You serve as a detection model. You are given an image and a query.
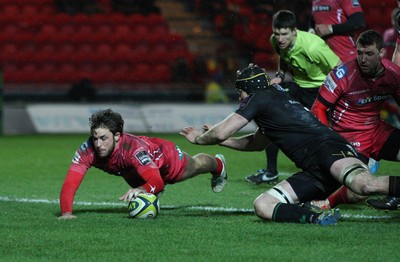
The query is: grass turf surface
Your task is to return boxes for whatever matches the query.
[1,134,400,261]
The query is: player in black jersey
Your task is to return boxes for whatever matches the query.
[180,63,400,226]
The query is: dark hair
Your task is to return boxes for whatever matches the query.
[272,10,297,30]
[89,109,124,134]
[356,30,383,50]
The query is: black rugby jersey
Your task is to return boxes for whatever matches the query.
[235,84,353,168]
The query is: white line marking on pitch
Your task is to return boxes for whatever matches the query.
[0,196,395,219]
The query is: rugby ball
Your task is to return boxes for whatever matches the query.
[128,193,160,219]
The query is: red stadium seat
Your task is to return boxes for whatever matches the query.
[1,43,18,57]
[152,24,169,36]
[252,52,278,70]
[115,24,132,36]
[109,62,131,82]
[40,24,58,35]
[3,24,19,34]
[77,24,94,35]
[97,23,114,35]
[60,24,76,35]
[3,5,19,15]
[133,63,152,82]
[91,62,114,83]
[113,43,134,62]
[21,5,39,16]
[40,44,57,54]
[132,25,149,37]
[96,43,113,56]
[54,62,77,82]
[0,3,196,85]
[152,43,168,55]
[152,63,171,82]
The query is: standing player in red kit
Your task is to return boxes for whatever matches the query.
[58,109,227,219]
[393,0,400,66]
[309,30,400,211]
[310,0,365,63]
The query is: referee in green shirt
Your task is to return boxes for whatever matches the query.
[246,10,341,185]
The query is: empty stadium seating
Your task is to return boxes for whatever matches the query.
[0,0,195,85]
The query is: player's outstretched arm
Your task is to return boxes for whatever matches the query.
[220,129,270,151]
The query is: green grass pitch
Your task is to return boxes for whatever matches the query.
[1,134,399,261]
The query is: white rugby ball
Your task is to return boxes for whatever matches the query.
[128,193,160,219]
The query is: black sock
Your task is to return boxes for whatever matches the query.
[265,143,279,172]
[272,203,319,224]
[389,176,400,197]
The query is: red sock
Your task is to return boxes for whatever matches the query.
[327,186,349,207]
[212,157,223,175]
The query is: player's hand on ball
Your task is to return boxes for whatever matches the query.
[119,188,147,202]
[58,212,77,220]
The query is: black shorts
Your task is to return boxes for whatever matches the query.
[286,170,341,202]
[377,128,400,161]
[287,139,360,202]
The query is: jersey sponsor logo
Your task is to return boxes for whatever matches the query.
[345,144,357,157]
[135,150,152,166]
[72,151,81,164]
[273,83,285,92]
[348,89,369,95]
[312,5,330,12]
[351,0,360,7]
[175,145,184,160]
[323,74,337,93]
[73,141,89,163]
[334,65,348,79]
[79,141,89,152]
[356,94,390,105]
[149,184,156,194]
[288,99,301,106]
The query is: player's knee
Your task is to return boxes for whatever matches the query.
[253,193,274,220]
[346,173,379,196]
[253,185,293,220]
[340,163,369,188]
[253,193,268,219]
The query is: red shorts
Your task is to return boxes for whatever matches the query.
[338,119,395,158]
[151,138,187,184]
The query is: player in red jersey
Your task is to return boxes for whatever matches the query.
[58,109,228,219]
[310,0,365,62]
[392,0,400,65]
[309,30,400,211]
[181,63,400,225]
[383,8,400,60]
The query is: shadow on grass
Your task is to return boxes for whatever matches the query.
[55,204,255,217]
